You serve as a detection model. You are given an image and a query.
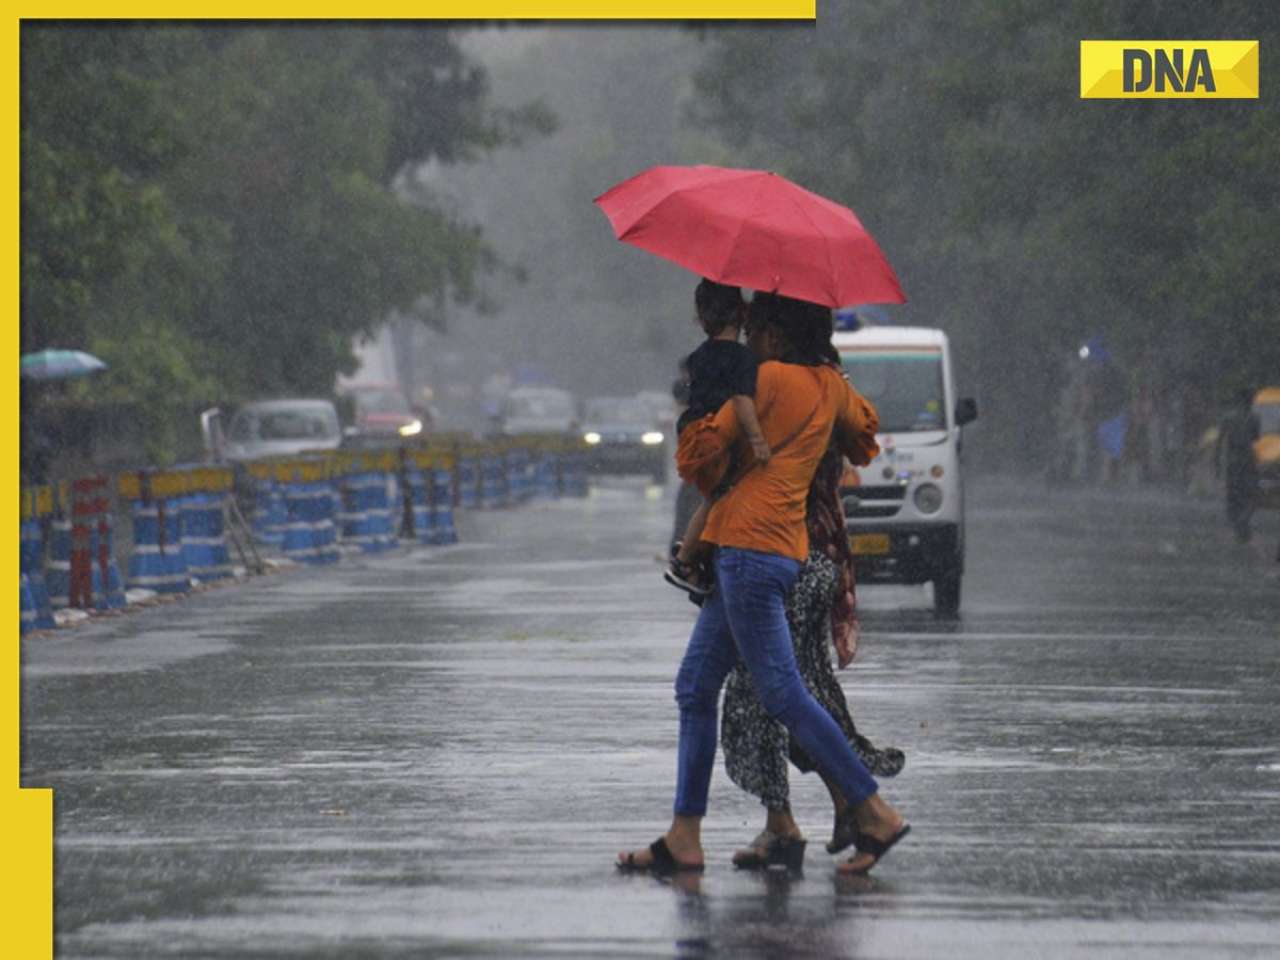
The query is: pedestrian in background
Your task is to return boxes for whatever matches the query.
[1217,388,1260,544]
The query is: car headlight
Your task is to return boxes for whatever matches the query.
[641,431,664,445]
[398,419,423,437]
[913,482,944,514]
[583,432,602,445]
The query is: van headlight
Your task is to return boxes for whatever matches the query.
[913,482,944,514]
[641,431,664,445]
[583,432,602,445]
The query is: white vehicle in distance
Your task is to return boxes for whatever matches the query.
[835,323,978,617]
[203,398,344,463]
[579,394,667,484]
[497,386,578,436]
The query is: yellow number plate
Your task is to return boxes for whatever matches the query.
[850,533,891,555]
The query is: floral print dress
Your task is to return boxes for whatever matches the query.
[720,447,904,812]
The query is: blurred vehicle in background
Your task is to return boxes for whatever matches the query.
[634,389,676,426]
[336,383,423,445]
[837,324,977,617]
[496,386,578,436]
[203,398,344,463]
[579,395,667,483]
[1254,386,1280,510]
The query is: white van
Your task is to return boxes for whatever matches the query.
[833,325,978,616]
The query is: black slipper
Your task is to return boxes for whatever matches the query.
[827,807,858,855]
[663,563,711,599]
[838,824,911,876]
[732,831,807,871]
[617,837,705,875]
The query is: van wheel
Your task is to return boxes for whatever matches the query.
[933,568,962,618]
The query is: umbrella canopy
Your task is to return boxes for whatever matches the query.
[594,165,906,308]
[20,349,108,381]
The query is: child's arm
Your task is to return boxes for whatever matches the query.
[731,394,771,464]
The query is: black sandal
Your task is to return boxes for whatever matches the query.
[617,837,705,875]
[838,824,911,876]
[732,830,807,872]
[827,806,858,855]
[664,555,711,598]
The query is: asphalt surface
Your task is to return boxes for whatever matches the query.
[20,476,1280,958]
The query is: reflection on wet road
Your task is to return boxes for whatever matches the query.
[21,478,1280,958]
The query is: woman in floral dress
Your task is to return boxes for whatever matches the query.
[720,445,905,869]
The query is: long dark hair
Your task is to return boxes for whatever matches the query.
[749,293,840,367]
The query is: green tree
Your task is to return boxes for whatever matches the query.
[21,23,552,465]
[692,4,1280,468]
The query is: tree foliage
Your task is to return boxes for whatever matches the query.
[691,3,1280,467]
[21,23,552,465]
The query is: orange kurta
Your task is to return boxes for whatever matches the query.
[678,361,879,561]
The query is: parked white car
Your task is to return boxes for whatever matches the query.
[204,399,344,462]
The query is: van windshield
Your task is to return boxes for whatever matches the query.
[841,350,946,433]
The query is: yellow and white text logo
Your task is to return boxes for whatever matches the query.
[1080,41,1259,99]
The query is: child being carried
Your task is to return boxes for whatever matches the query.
[665,279,771,598]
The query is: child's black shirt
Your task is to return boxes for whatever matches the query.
[677,339,758,434]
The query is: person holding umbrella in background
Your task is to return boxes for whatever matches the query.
[1217,387,1261,544]
[19,348,107,484]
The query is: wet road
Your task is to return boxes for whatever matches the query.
[20,477,1280,958]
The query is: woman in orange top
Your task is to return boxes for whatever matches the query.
[618,293,910,877]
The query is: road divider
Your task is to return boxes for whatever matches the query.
[18,434,589,635]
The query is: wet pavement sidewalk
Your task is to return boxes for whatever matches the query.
[20,476,1280,958]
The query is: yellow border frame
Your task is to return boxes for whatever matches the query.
[7,6,816,955]
[8,14,54,960]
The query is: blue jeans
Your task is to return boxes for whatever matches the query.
[673,547,879,817]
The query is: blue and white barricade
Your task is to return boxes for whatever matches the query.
[20,575,38,634]
[181,492,233,581]
[19,518,56,628]
[532,451,559,500]
[330,482,346,544]
[45,516,73,609]
[404,451,457,546]
[127,499,191,594]
[457,454,480,510]
[340,471,396,553]
[389,473,405,540]
[432,466,458,544]
[282,480,341,564]
[252,478,288,547]
[506,447,534,504]
[404,466,432,545]
[91,514,127,610]
[481,453,507,509]
[562,449,589,497]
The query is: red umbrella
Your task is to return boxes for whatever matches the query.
[593,164,905,308]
